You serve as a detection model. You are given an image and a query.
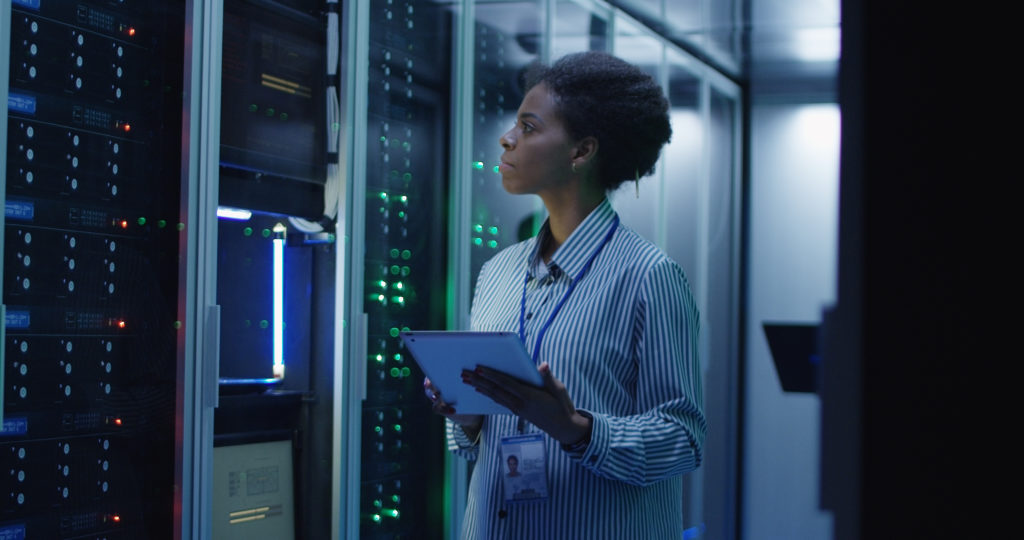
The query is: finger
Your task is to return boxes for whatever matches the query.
[431,396,455,415]
[464,370,523,411]
[474,366,529,397]
[538,362,558,392]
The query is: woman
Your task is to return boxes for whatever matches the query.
[426,50,706,539]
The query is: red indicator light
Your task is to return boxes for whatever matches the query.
[120,220,128,229]
[113,514,121,523]
[115,418,123,426]
[117,320,126,329]
[127,28,136,37]
[122,123,131,132]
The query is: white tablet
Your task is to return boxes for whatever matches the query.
[400,331,543,415]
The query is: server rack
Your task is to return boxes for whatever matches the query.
[340,1,452,538]
[2,1,190,538]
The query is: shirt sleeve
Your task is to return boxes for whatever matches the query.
[445,418,480,461]
[444,258,494,462]
[569,259,707,486]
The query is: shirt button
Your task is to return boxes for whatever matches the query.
[525,312,533,320]
[498,509,508,519]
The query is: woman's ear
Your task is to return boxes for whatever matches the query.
[571,136,599,169]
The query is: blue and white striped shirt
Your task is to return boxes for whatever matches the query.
[447,198,706,539]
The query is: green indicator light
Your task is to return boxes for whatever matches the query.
[262,228,271,238]
[391,296,404,305]
[372,514,381,523]
[248,104,258,112]
[398,211,406,218]
[394,282,404,290]
[401,367,411,377]
[177,222,185,231]
[379,191,389,200]
[380,136,387,143]
[402,172,412,181]
[377,294,386,304]
[401,326,411,332]
[401,266,410,276]
[389,327,400,337]
[390,367,400,377]
[401,250,411,260]
[390,265,401,275]
[393,424,402,433]
[390,249,400,258]
[385,508,400,518]
[137,217,146,226]
[493,165,500,173]
[173,321,182,329]
[487,240,498,249]
[258,320,268,329]
[375,354,384,363]
[374,426,382,433]
[399,195,408,203]
[265,107,275,116]
[473,161,484,170]
[374,499,383,508]
[402,142,411,152]
[377,280,388,289]
[488,226,498,235]
[393,354,402,361]
[473,224,483,233]
[243,227,253,236]
[473,237,483,246]
[279,112,288,121]
[157,220,167,228]
[391,495,400,503]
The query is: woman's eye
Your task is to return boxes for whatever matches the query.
[522,123,534,133]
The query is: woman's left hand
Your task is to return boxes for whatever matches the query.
[462,362,591,446]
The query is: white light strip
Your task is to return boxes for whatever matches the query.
[272,223,286,379]
[217,206,252,221]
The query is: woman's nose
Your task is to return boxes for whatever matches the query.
[499,129,514,149]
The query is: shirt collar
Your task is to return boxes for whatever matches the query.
[528,198,618,279]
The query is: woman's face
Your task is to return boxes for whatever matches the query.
[498,83,577,197]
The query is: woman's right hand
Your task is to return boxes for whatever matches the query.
[424,377,483,435]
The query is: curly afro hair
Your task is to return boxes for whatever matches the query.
[523,51,672,192]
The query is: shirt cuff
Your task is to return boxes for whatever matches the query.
[576,409,607,469]
[446,418,480,451]
[564,409,603,466]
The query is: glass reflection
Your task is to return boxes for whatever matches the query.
[609,16,663,242]
[470,1,546,292]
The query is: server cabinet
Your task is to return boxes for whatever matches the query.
[209,1,338,539]
[341,1,453,538]
[2,1,189,538]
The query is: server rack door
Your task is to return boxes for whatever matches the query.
[353,1,453,538]
[468,1,546,294]
[2,1,188,538]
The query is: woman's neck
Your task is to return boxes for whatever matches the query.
[539,189,604,263]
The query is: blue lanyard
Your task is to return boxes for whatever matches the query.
[518,216,619,364]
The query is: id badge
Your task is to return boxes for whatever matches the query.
[500,433,549,503]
